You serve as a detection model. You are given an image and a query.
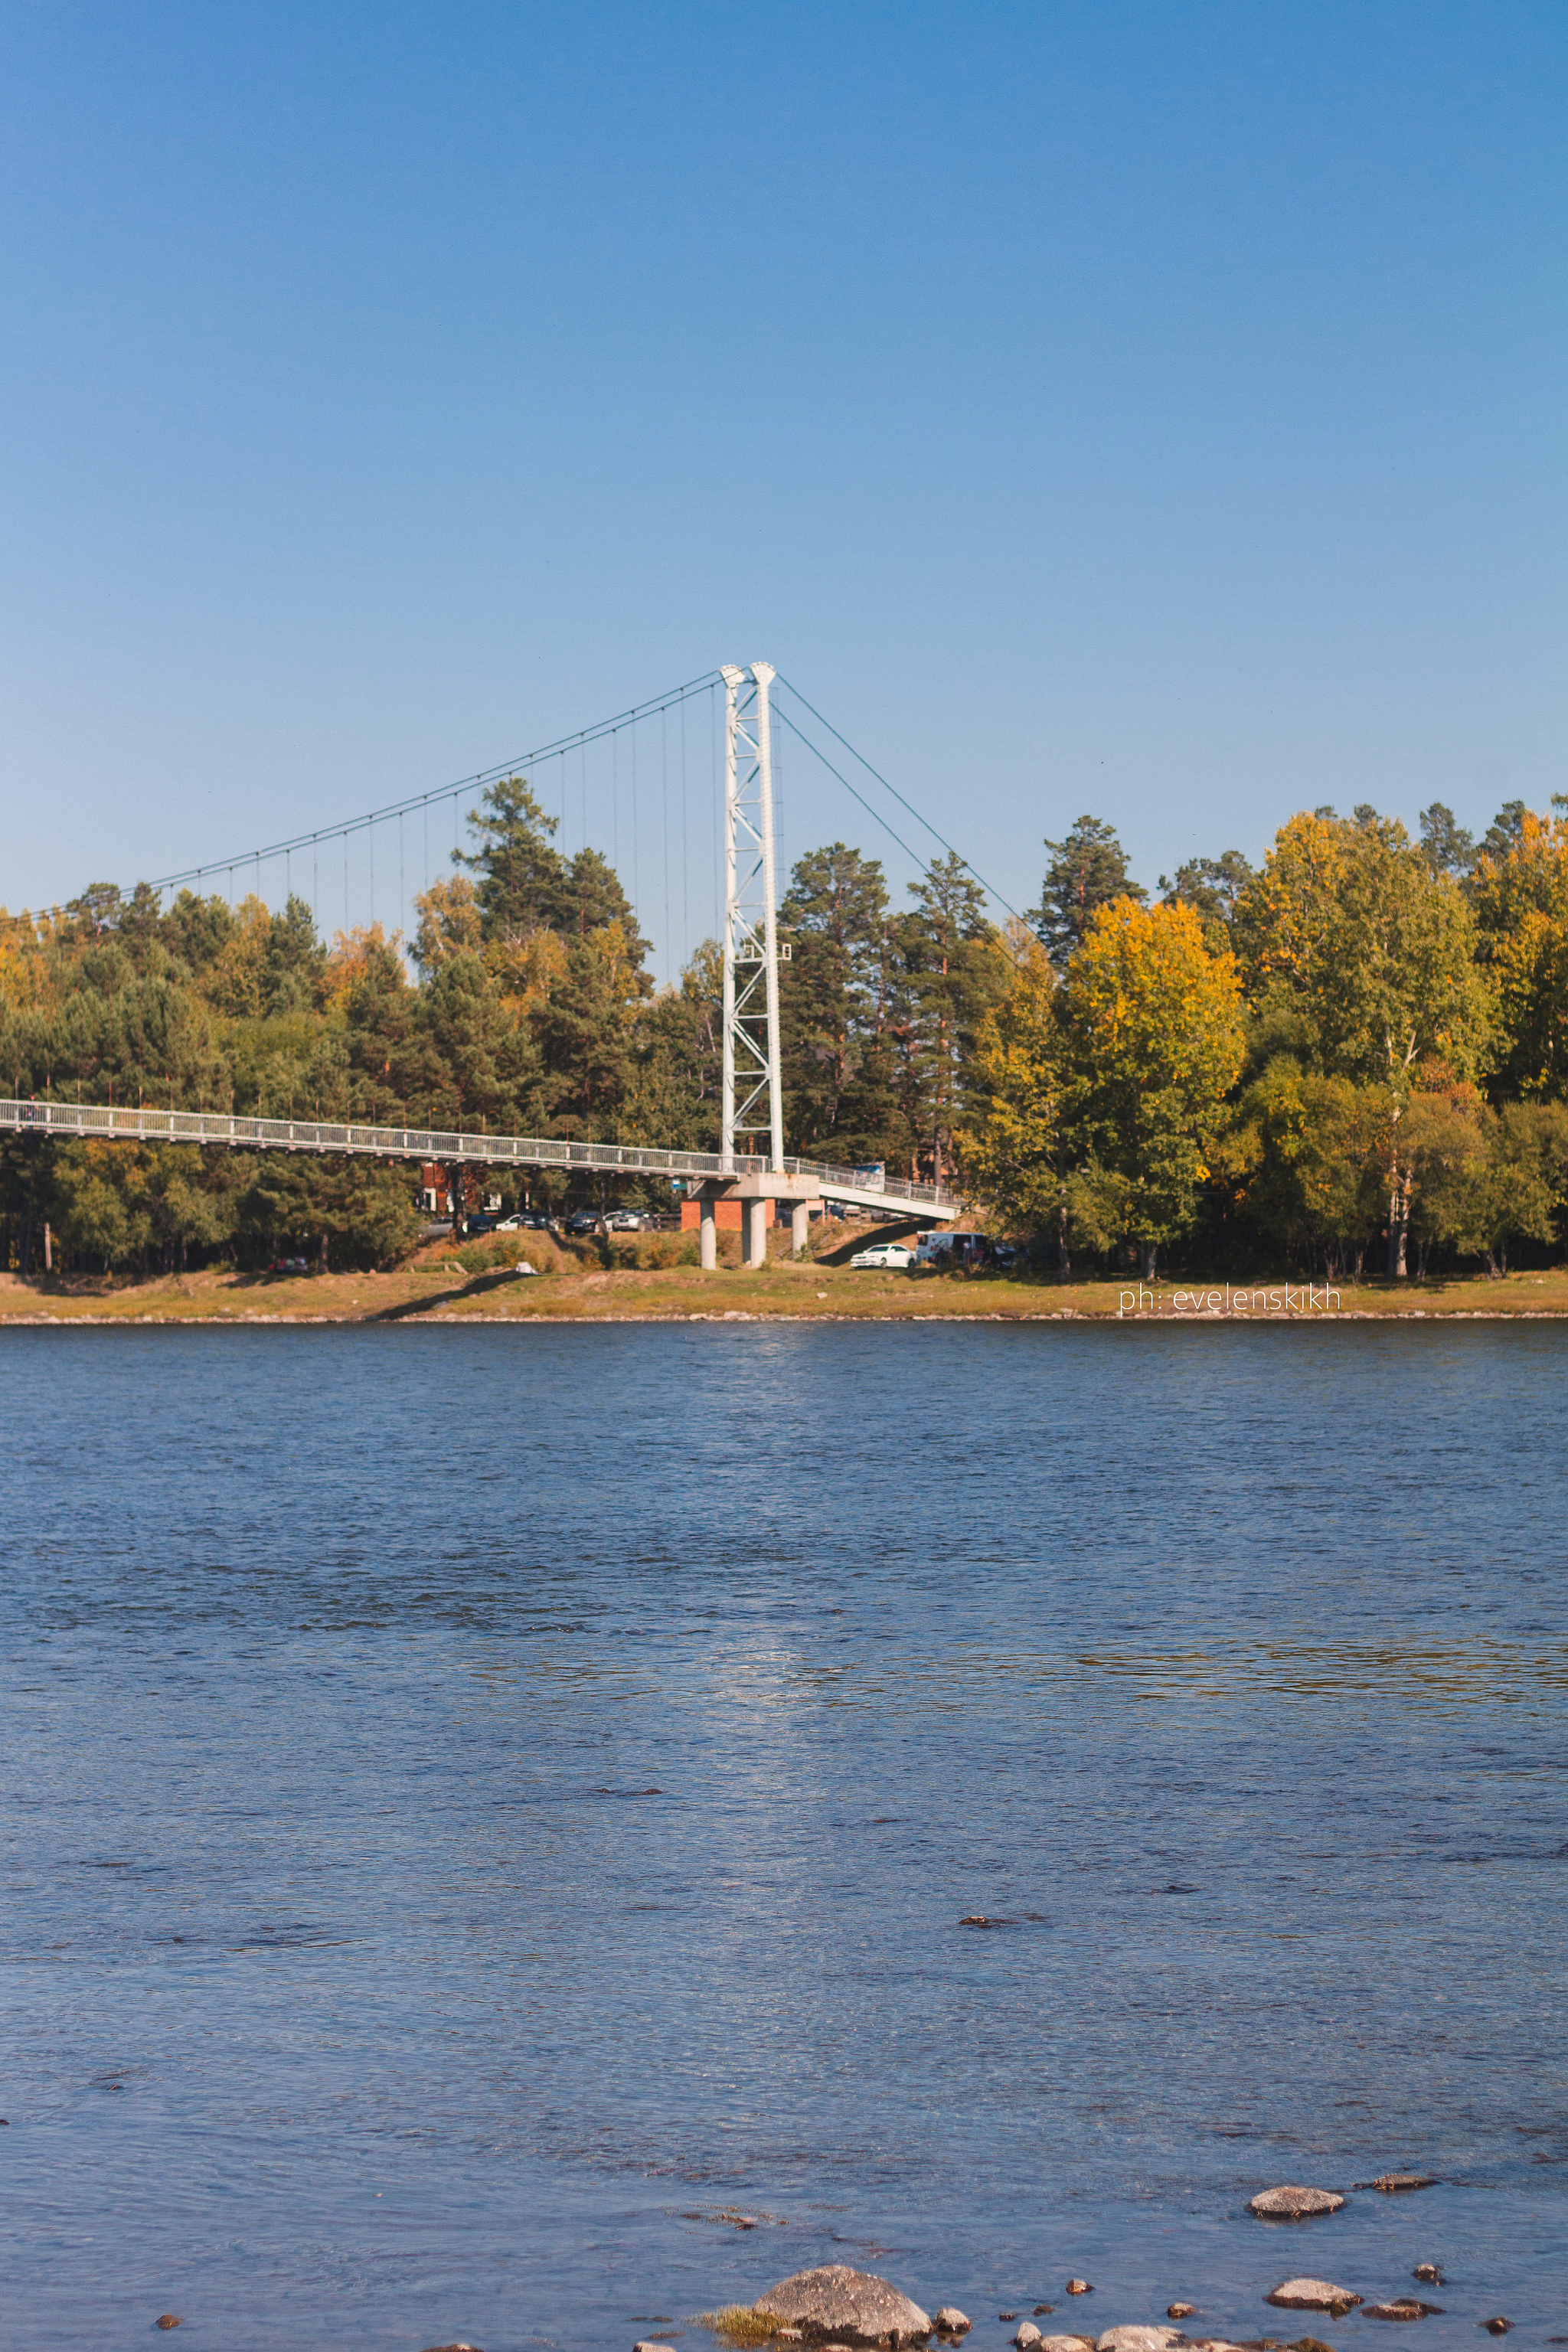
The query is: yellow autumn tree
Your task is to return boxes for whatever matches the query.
[1470,805,1568,1099]
[959,932,1073,1265]
[1233,810,1346,1004]
[1062,897,1246,1277]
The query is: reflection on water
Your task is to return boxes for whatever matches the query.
[1,1324,1564,2352]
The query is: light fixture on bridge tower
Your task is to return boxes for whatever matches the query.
[720,662,784,1174]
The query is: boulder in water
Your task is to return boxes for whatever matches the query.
[1266,2282,1363,2314]
[1249,2187,1346,2220]
[1096,2329,1182,2352]
[755,2266,933,2347]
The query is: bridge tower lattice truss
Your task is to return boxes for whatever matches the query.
[720,662,784,1174]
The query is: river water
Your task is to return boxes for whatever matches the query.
[1,1324,1564,2352]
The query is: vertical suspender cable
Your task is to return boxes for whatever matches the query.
[631,720,639,920]
[661,704,671,984]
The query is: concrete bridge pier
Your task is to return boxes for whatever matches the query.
[694,1171,825,1272]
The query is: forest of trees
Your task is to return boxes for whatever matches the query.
[5,776,1568,1282]
[0,777,1004,1272]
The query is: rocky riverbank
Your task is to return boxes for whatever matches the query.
[629,2179,1526,2352]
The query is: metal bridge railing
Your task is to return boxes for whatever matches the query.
[0,1097,960,1211]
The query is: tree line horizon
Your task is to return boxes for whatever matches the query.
[2,778,1567,1281]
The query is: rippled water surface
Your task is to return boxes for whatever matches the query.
[2,1323,1565,2352]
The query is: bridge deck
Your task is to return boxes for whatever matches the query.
[0,1098,962,1220]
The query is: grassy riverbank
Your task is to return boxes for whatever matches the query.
[4,1246,1566,1322]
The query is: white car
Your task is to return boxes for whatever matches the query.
[849,1242,916,1270]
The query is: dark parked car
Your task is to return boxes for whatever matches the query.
[564,1210,602,1236]
[462,1214,498,1236]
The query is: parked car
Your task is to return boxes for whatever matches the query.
[564,1210,602,1236]
[265,1256,309,1276]
[462,1214,498,1236]
[604,1209,645,1231]
[849,1242,916,1270]
[518,1211,558,1231]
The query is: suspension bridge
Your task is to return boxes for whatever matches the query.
[8,663,972,1256]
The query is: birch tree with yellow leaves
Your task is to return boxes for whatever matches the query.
[965,900,1244,1279]
[1061,898,1246,1278]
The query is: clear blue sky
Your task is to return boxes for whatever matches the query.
[3,2,1563,974]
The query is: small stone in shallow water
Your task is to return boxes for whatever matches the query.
[935,2313,971,2336]
[1413,2272,1442,2288]
[1037,2338,1095,2352]
[1364,2174,1436,2194]
[1249,2187,1347,2220]
[1067,2283,1094,2298]
[1015,2328,1043,2349]
[1168,2308,1195,2322]
[1266,2281,1362,2315]
[1483,2324,1512,2337]
[155,2323,181,2334]
[632,2343,675,2352]
[1364,2305,1442,2323]
[1034,2309,1056,2319]
[1095,2328,1181,2352]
